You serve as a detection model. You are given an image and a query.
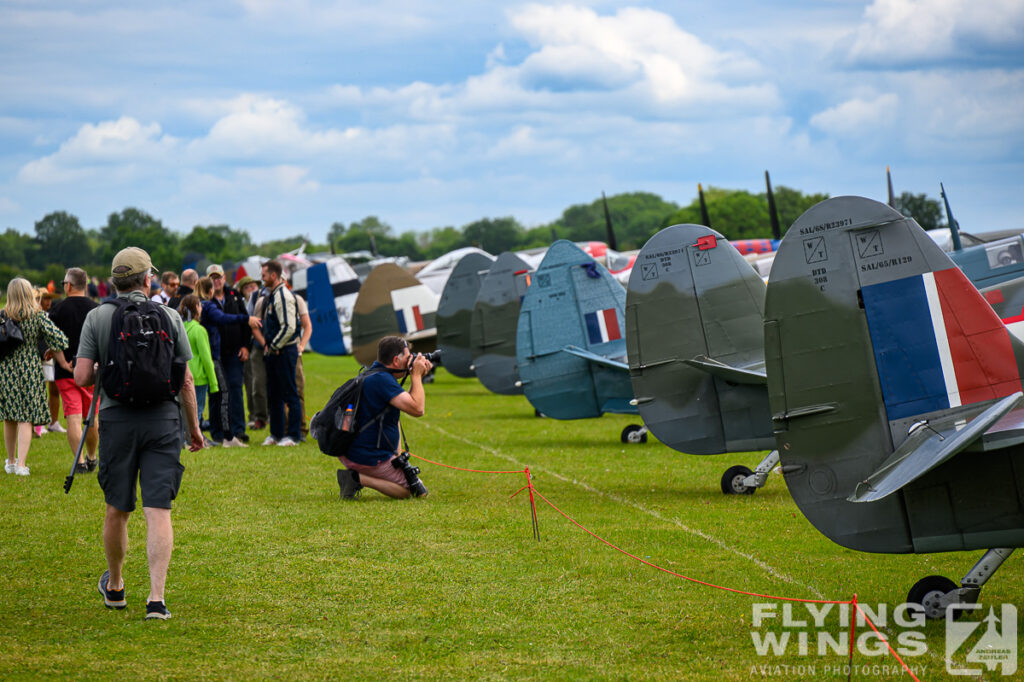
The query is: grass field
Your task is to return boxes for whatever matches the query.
[1,352,1020,680]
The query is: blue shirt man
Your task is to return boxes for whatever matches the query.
[336,336,432,499]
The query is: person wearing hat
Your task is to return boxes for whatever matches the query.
[75,246,204,621]
[202,264,253,447]
[236,276,268,430]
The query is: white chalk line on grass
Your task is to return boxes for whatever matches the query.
[422,423,825,600]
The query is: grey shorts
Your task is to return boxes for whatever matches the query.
[97,404,184,512]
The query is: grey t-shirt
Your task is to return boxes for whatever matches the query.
[78,289,192,413]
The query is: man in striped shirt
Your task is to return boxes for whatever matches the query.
[258,260,302,446]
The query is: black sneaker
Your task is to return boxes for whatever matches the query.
[337,469,363,499]
[145,601,172,620]
[86,458,98,472]
[98,570,126,609]
[236,433,250,444]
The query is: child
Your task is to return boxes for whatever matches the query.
[178,295,217,447]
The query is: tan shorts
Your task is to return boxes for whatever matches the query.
[339,454,408,489]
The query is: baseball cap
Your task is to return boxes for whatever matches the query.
[206,264,225,276]
[111,247,158,279]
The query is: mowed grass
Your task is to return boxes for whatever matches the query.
[1,353,1020,680]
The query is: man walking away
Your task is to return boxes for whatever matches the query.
[49,267,100,472]
[76,247,204,621]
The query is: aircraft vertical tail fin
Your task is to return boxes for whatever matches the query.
[516,240,634,418]
[765,195,1024,552]
[626,224,773,454]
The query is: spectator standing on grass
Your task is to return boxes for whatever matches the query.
[237,276,267,431]
[48,267,100,473]
[207,265,251,445]
[1,278,68,476]
[196,276,253,447]
[252,260,301,447]
[253,288,313,441]
[179,294,217,448]
[36,288,65,437]
[76,246,203,621]
[152,271,179,305]
[167,268,196,311]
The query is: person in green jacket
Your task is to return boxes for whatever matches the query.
[178,295,217,443]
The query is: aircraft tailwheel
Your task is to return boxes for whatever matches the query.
[620,424,647,444]
[721,465,755,495]
[534,408,544,418]
[907,575,962,620]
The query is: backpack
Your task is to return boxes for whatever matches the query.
[0,311,24,361]
[101,298,187,407]
[311,368,392,457]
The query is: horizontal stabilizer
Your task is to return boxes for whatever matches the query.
[682,355,767,385]
[562,345,630,371]
[849,392,1023,503]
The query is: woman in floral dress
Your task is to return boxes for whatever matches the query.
[2,278,68,476]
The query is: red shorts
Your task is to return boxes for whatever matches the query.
[55,378,96,417]
[339,454,408,488]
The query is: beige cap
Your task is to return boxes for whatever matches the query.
[236,275,257,289]
[111,247,157,279]
[206,263,225,276]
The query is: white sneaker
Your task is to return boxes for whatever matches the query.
[48,421,66,433]
[4,461,15,474]
[261,436,277,446]
[277,437,298,447]
[14,465,29,476]
[223,437,249,448]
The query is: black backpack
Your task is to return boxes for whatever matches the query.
[311,368,393,457]
[101,298,187,407]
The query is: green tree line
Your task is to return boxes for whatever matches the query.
[0,188,945,289]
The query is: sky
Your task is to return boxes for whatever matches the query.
[1,0,1022,244]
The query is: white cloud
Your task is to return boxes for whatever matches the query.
[810,93,900,136]
[848,0,1024,64]
[17,117,178,184]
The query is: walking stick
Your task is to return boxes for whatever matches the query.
[64,374,100,494]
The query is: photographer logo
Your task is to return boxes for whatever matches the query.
[945,604,1017,676]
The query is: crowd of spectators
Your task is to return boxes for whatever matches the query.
[1,258,312,476]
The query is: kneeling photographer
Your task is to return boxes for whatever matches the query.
[336,336,433,500]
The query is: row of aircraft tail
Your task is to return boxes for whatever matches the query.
[233,187,1023,618]
[337,195,1023,621]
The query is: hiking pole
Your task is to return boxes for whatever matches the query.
[64,372,101,494]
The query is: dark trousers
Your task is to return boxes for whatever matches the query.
[265,345,302,442]
[223,353,246,439]
[209,359,229,441]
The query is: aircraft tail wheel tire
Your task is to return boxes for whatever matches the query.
[621,425,647,444]
[721,465,755,495]
[907,575,961,620]
[534,409,544,418]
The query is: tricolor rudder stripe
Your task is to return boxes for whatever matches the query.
[585,308,622,345]
[862,267,1021,420]
[395,305,424,334]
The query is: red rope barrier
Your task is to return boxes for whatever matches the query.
[406,452,922,680]
[855,602,922,682]
[409,453,525,475]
